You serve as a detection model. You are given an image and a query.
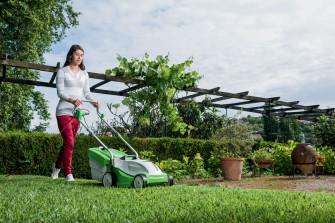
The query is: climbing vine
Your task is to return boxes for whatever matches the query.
[106,53,202,134]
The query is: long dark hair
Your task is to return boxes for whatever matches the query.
[63,44,85,70]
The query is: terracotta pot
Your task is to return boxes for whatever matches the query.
[254,159,274,168]
[220,157,244,180]
[291,144,318,174]
[314,165,324,174]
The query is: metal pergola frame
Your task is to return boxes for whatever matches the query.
[1,53,334,122]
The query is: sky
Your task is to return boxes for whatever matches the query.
[36,0,335,133]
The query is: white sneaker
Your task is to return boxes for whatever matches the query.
[51,163,61,179]
[65,174,75,182]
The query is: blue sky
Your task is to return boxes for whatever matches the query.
[36,0,335,133]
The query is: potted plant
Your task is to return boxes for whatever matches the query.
[313,156,324,174]
[251,148,274,168]
[211,117,255,181]
[215,139,253,181]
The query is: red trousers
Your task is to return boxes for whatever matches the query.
[56,115,80,176]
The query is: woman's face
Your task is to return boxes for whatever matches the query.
[71,49,84,66]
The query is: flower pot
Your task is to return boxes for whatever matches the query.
[220,157,244,180]
[254,159,274,168]
[291,144,318,174]
[314,165,324,174]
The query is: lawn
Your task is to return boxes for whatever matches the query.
[1,175,335,222]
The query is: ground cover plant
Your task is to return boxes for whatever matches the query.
[1,175,335,222]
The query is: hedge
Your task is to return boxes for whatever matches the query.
[1,132,335,178]
[0,132,217,178]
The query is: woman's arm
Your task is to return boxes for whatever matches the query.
[56,69,71,101]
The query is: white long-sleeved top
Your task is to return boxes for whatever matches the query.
[56,66,94,116]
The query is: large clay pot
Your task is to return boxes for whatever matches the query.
[220,157,244,180]
[254,159,274,168]
[291,144,318,174]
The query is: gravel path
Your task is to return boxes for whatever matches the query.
[179,175,335,193]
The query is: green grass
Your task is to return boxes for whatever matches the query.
[1,175,335,222]
[317,187,333,192]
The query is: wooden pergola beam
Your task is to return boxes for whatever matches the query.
[118,84,145,95]
[3,77,56,88]
[175,87,220,102]
[267,107,302,113]
[90,80,111,91]
[0,57,333,121]
[248,104,278,110]
[220,100,260,107]
[211,91,249,103]
[282,111,323,116]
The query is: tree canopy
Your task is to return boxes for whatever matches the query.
[0,0,80,131]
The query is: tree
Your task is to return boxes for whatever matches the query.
[314,115,335,148]
[0,0,80,131]
[171,97,224,139]
[263,115,302,143]
[211,115,255,158]
[106,53,202,135]
[242,116,263,135]
[300,121,314,144]
[262,115,279,141]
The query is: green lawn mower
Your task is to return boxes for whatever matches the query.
[74,102,173,188]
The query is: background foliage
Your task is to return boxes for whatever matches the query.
[314,114,335,148]
[263,115,302,143]
[105,53,202,135]
[104,96,224,139]
[0,0,80,131]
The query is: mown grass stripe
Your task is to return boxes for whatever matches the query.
[1,175,335,222]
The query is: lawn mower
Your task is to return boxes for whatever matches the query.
[74,101,173,188]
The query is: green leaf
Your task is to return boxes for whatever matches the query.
[112,103,120,109]
[105,69,112,75]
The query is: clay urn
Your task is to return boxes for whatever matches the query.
[291,144,318,174]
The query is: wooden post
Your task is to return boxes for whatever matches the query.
[0,53,8,109]
[48,62,60,86]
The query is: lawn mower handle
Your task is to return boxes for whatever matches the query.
[96,108,139,159]
[72,102,114,159]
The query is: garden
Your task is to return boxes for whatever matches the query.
[2,127,335,222]
[2,51,335,221]
[2,1,335,222]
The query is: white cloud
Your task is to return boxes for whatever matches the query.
[37,0,335,132]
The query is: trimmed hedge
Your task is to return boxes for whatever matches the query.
[2,132,335,178]
[0,132,217,178]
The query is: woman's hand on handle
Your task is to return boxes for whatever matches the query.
[68,98,82,107]
[91,101,100,108]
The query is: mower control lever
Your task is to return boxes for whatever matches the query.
[120,155,137,160]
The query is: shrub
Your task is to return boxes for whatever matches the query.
[251,148,273,160]
[156,153,210,180]
[317,146,335,174]
[271,141,296,175]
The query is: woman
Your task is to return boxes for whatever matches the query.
[51,44,100,181]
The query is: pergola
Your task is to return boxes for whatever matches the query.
[1,53,334,122]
